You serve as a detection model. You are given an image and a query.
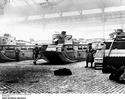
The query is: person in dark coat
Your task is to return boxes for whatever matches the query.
[85,43,96,68]
[33,44,39,59]
[33,44,40,64]
[15,47,20,61]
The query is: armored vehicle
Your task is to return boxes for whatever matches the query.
[102,29,125,73]
[40,33,87,64]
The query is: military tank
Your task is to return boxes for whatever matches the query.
[102,29,125,73]
[0,45,35,62]
[39,32,87,64]
[0,34,36,62]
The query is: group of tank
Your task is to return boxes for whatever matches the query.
[44,29,125,71]
[1,29,125,72]
[0,31,88,63]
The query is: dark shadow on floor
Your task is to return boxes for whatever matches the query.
[0,67,53,84]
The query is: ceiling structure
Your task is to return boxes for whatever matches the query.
[0,0,125,27]
[1,0,125,16]
[0,0,125,40]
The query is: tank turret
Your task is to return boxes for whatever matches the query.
[0,34,16,45]
[52,31,72,45]
[109,29,125,40]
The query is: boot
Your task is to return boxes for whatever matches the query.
[33,61,36,65]
[85,62,88,68]
[85,66,88,68]
[91,62,93,68]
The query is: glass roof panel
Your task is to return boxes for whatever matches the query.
[10,0,27,7]
[105,6,125,12]
[63,11,80,16]
[83,9,102,14]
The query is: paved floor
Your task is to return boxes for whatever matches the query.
[0,60,125,94]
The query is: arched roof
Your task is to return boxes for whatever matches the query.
[2,0,125,16]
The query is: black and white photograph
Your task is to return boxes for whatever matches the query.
[0,0,125,98]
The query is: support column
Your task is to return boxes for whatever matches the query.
[101,8,106,38]
[119,12,124,29]
[59,12,63,17]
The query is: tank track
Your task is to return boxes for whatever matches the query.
[102,56,125,73]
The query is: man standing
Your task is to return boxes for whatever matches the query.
[15,47,20,61]
[85,43,96,68]
[33,44,39,65]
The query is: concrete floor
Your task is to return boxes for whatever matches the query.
[0,60,125,94]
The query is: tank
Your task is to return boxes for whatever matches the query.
[40,33,87,64]
[0,34,37,62]
[0,45,35,62]
[102,29,125,73]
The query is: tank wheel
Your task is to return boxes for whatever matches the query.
[102,56,125,73]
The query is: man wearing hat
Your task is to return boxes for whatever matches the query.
[85,43,96,68]
[33,44,40,64]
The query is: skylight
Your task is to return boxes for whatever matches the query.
[105,6,125,12]
[45,13,59,18]
[28,15,42,20]
[33,0,48,4]
[10,0,27,7]
[63,11,80,16]
[83,9,102,14]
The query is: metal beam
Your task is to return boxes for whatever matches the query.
[23,0,32,8]
[59,12,63,17]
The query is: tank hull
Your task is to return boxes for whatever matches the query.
[0,50,33,62]
[41,44,87,64]
[103,38,125,73]
[0,45,34,62]
[42,51,78,64]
